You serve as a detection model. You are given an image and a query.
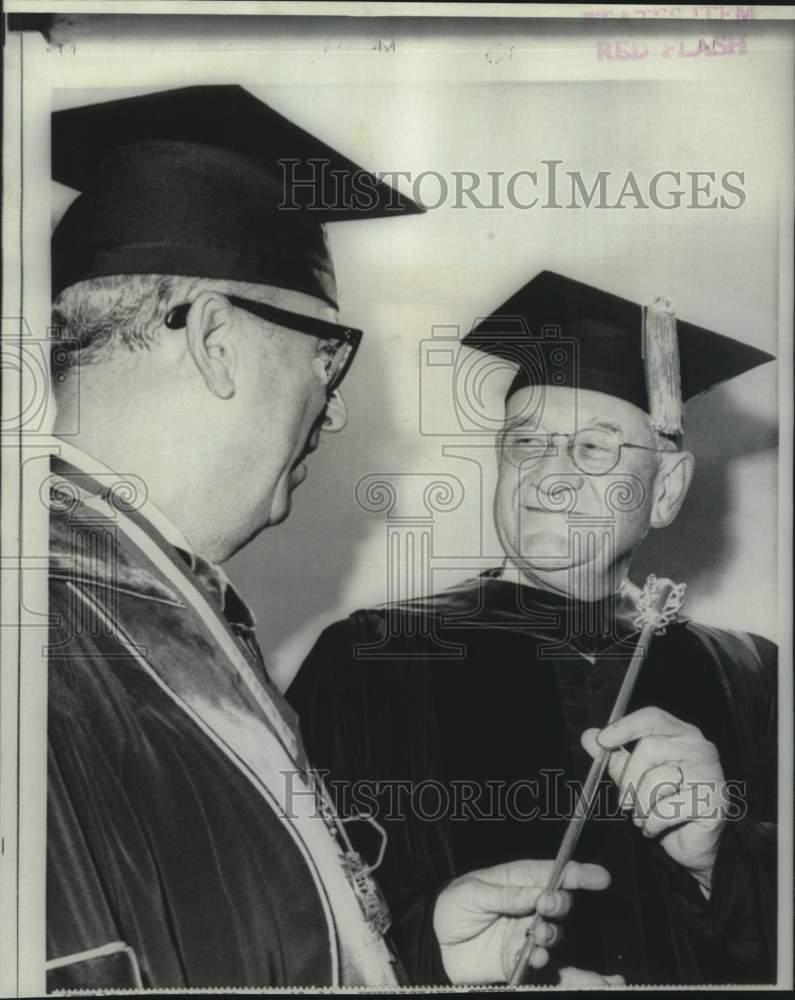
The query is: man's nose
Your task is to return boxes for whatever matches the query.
[524,442,586,499]
[322,390,348,433]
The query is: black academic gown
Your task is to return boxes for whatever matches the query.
[46,454,400,990]
[288,571,778,986]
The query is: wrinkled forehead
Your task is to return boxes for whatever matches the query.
[503,385,652,438]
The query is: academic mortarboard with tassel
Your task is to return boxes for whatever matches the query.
[463,270,775,437]
[52,85,423,305]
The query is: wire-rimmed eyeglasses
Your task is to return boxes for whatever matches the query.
[500,427,672,476]
[165,295,363,394]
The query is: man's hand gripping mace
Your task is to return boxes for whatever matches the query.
[509,574,687,986]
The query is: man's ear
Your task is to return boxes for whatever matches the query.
[183,292,236,399]
[650,450,694,529]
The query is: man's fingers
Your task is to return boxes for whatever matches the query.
[581,727,601,757]
[532,916,563,949]
[581,729,630,788]
[616,736,689,803]
[634,763,684,816]
[638,792,690,838]
[559,966,626,986]
[558,861,611,892]
[467,881,575,919]
[466,860,608,924]
[585,722,723,828]
[642,787,724,838]
[529,946,550,971]
[475,857,563,888]
[505,919,551,980]
[535,889,572,920]
[598,707,698,748]
[471,880,544,917]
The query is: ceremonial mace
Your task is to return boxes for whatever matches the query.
[509,573,687,986]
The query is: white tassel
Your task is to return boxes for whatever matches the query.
[643,296,683,437]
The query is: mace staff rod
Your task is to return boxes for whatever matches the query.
[509,574,687,987]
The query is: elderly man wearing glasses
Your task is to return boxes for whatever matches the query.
[289,270,779,987]
[45,90,611,991]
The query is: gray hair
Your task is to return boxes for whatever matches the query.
[51,274,289,376]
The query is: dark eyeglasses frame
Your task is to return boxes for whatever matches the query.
[165,295,363,393]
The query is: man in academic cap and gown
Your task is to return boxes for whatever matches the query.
[289,271,778,985]
[45,94,609,990]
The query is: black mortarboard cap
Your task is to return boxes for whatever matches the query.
[463,271,774,417]
[52,85,423,304]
